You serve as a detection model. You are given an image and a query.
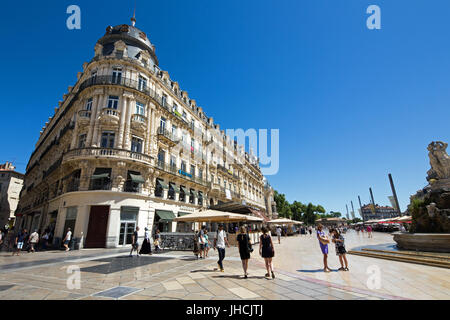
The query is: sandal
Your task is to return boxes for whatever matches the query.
[271,271,275,279]
[265,273,270,277]
[344,267,349,271]
[338,267,345,271]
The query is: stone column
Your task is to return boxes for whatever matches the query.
[86,94,99,146]
[117,94,128,148]
[91,94,106,147]
[123,95,135,150]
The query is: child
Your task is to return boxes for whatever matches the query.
[316,224,331,272]
[331,228,349,271]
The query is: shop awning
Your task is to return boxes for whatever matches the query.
[180,186,188,194]
[129,173,145,184]
[178,212,191,217]
[157,180,169,189]
[170,184,180,193]
[91,173,110,180]
[191,190,199,197]
[156,210,176,222]
[268,218,303,225]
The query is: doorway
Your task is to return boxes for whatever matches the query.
[85,206,110,248]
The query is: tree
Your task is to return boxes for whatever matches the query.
[273,190,292,218]
[290,201,305,221]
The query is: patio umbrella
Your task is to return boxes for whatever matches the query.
[267,218,303,225]
[173,209,263,223]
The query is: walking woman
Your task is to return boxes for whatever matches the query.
[316,224,331,272]
[259,226,275,279]
[139,227,152,255]
[237,226,252,278]
[193,230,200,259]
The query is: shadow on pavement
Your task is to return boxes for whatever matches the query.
[297,269,339,273]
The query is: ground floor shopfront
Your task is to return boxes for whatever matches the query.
[16,190,207,249]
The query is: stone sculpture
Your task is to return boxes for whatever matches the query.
[427,141,450,182]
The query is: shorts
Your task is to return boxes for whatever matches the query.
[17,242,24,249]
[336,246,347,255]
[199,244,204,250]
[64,240,70,245]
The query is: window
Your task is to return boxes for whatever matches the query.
[160,117,166,132]
[91,71,97,82]
[182,111,187,120]
[138,76,147,91]
[155,178,164,197]
[112,67,122,84]
[101,132,115,148]
[157,150,165,165]
[107,96,119,109]
[190,165,195,176]
[115,50,124,58]
[78,134,87,148]
[172,126,177,139]
[173,103,178,113]
[170,155,177,169]
[181,161,186,172]
[189,189,195,204]
[198,168,203,179]
[90,168,112,190]
[179,185,186,202]
[135,102,145,115]
[131,137,143,153]
[85,98,93,111]
[198,191,203,206]
[168,182,176,200]
[162,94,167,107]
[124,171,143,193]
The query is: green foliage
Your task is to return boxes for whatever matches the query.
[273,190,326,225]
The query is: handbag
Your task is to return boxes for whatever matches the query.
[247,235,254,253]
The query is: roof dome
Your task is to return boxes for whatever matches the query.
[97,23,159,66]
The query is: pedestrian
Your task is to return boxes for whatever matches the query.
[41,230,49,250]
[198,226,206,259]
[129,226,140,257]
[193,230,200,259]
[308,226,313,237]
[204,230,211,257]
[154,229,161,253]
[367,225,373,238]
[29,229,39,253]
[331,228,349,271]
[13,229,28,256]
[213,224,229,272]
[237,226,252,278]
[139,227,152,255]
[0,229,4,251]
[316,224,331,272]
[276,226,282,244]
[63,228,72,252]
[260,226,275,279]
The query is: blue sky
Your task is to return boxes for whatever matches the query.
[1,0,449,216]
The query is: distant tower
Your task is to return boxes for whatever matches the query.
[131,2,136,26]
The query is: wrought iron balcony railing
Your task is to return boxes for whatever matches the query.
[64,147,153,165]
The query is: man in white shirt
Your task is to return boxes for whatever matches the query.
[29,230,39,253]
[63,228,72,252]
[276,226,282,244]
[213,224,229,272]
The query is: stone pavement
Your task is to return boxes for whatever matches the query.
[0,230,448,300]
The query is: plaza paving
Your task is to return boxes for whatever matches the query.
[0,230,448,300]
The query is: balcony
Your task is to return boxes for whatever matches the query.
[99,107,120,125]
[131,114,147,131]
[63,147,153,166]
[157,127,179,147]
[156,160,207,186]
[78,110,92,123]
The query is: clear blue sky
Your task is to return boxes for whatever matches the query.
[1,0,449,216]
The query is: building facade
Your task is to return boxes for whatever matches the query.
[360,204,398,221]
[0,162,24,229]
[16,20,271,248]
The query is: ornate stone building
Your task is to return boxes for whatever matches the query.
[0,162,24,229]
[16,19,272,248]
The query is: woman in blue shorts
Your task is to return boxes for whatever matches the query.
[316,224,331,272]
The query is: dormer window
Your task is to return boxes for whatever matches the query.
[115,50,124,59]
